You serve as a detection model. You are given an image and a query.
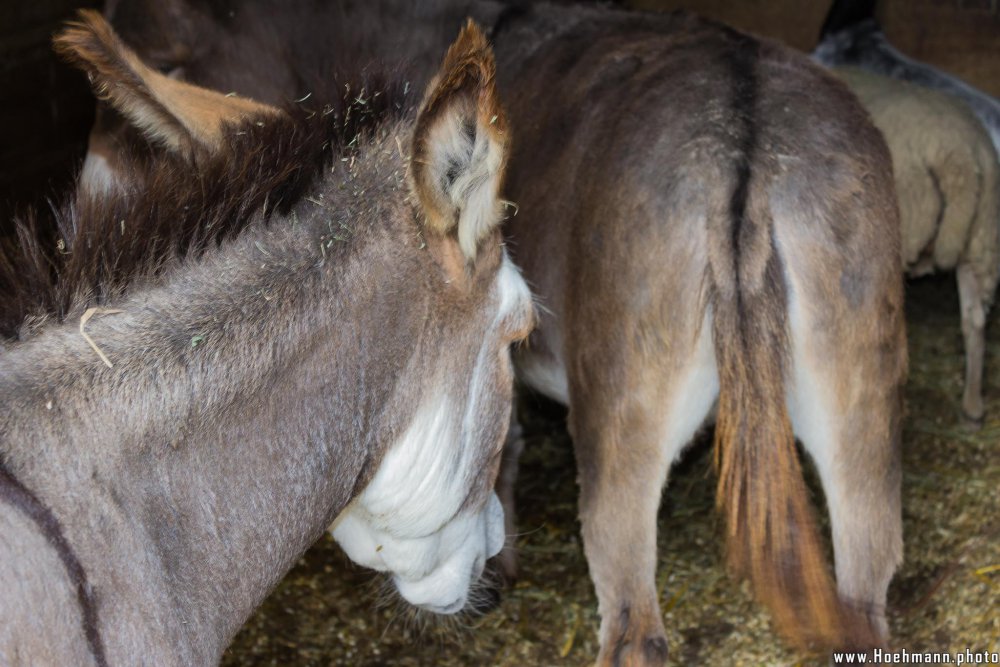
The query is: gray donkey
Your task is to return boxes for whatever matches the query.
[0,13,534,666]
[76,1,907,664]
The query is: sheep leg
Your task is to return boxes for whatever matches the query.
[957,264,988,425]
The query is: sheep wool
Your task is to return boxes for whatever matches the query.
[835,66,999,422]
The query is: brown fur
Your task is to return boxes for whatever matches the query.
[709,195,879,649]
[492,7,905,662]
[54,10,277,157]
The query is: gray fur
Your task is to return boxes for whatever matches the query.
[1,23,529,663]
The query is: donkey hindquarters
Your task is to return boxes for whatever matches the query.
[495,9,906,663]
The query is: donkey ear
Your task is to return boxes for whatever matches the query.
[411,20,510,262]
[54,10,279,156]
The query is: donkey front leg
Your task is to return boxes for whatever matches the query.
[492,405,526,586]
[957,263,989,426]
[571,319,718,666]
[574,410,672,666]
[471,421,523,613]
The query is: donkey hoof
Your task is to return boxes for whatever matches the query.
[961,409,984,431]
[603,635,669,667]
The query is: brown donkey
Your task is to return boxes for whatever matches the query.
[493,6,906,662]
[74,1,907,663]
[0,14,534,666]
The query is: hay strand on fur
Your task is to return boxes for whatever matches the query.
[79,307,123,368]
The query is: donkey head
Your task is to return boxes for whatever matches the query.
[331,23,534,613]
[55,13,532,615]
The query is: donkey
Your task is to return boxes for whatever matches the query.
[0,12,534,666]
[813,0,1000,159]
[75,1,907,663]
[492,6,906,663]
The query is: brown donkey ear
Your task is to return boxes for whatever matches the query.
[54,9,279,157]
[411,20,510,262]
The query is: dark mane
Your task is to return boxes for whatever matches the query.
[0,75,411,340]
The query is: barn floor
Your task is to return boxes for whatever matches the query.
[223,274,999,667]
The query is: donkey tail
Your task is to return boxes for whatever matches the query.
[707,180,880,651]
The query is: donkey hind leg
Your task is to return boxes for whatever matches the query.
[786,311,903,643]
[574,315,718,667]
[957,263,989,426]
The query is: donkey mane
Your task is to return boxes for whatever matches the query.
[0,72,410,341]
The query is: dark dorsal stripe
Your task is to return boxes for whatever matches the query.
[0,459,108,667]
[723,27,760,314]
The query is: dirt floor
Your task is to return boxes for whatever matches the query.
[223,273,998,666]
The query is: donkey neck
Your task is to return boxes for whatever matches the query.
[0,140,432,664]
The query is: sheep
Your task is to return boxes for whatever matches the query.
[814,0,1000,161]
[834,66,999,425]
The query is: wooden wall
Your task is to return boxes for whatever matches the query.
[627,0,1000,96]
[880,0,1000,97]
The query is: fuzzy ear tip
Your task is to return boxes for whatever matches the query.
[458,18,490,52]
[414,18,504,143]
[52,9,112,62]
[441,19,494,73]
[409,18,510,257]
[58,8,108,39]
[453,20,506,124]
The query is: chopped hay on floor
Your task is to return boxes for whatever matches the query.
[224,274,998,666]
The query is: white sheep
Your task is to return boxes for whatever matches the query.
[814,3,1000,162]
[832,67,998,424]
